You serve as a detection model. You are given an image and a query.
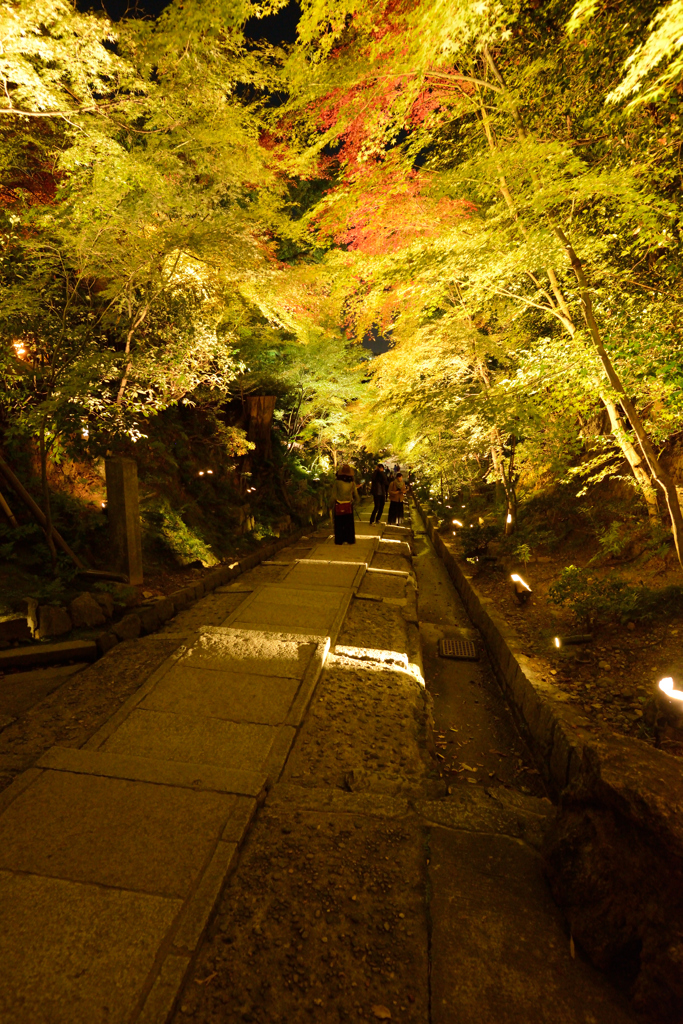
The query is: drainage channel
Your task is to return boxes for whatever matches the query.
[413,522,636,1024]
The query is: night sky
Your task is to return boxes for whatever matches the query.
[80,0,302,43]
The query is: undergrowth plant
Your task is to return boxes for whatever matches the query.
[548,565,683,626]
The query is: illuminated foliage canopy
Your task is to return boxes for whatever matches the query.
[2,0,683,559]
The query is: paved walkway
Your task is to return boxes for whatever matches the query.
[0,507,636,1023]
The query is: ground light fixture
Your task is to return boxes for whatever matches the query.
[452,519,463,526]
[659,677,683,702]
[511,573,532,604]
[506,513,512,524]
[656,676,683,729]
[554,634,593,648]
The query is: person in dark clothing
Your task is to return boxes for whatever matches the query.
[387,472,406,525]
[369,463,388,524]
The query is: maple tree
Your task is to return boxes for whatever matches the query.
[3,0,683,568]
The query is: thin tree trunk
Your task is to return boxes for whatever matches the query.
[601,395,660,526]
[554,226,683,562]
[39,418,57,572]
[0,487,17,527]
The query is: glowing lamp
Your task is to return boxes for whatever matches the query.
[207,469,213,475]
[511,573,532,604]
[659,677,683,703]
[81,428,89,439]
[452,519,463,527]
[198,471,205,476]
[506,513,512,524]
[554,636,561,648]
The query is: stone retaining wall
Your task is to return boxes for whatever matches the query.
[414,497,683,1022]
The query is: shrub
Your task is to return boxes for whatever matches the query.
[548,565,683,626]
[461,523,498,558]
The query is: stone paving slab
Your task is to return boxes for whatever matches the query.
[102,709,280,770]
[281,559,364,590]
[0,870,181,1024]
[36,745,268,796]
[140,664,301,724]
[306,537,378,564]
[221,585,351,638]
[0,769,234,897]
[181,627,322,678]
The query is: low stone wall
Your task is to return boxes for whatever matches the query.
[414,497,683,1022]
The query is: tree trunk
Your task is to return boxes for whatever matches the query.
[479,51,675,557]
[39,419,57,572]
[601,395,660,526]
[555,226,683,564]
[246,395,277,460]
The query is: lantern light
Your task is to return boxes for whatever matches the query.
[659,677,683,702]
[554,636,561,648]
[506,513,512,524]
[511,573,532,604]
[452,519,463,526]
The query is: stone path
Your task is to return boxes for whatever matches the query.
[0,507,637,1023]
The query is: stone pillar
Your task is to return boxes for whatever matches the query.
[105,458,143,585]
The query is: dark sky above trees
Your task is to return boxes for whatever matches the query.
[80,0,301,42]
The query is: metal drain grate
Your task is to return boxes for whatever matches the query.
[439,637,478,661]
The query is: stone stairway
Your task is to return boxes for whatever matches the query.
[0,521,392,1024]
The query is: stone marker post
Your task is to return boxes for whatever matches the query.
[105,457,143,585]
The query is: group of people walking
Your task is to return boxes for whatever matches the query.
[369,462,407,526]
[328,460,409,546]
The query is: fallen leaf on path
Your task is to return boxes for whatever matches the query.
[195,972,216,985]
[460,763,477,771]
[372,1006,392,1020]
[489,750,509,757]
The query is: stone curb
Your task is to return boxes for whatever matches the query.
[94,518,325,658]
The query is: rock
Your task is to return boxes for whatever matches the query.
[69,592,106,629]
[38,605,72,639]
[543,734,683,1021]
[97,631,118,655]
[93,592,115,619]
[112,613,141,640]
[627,622,636,631]
[138,605,161,634]
[0,615,32,643]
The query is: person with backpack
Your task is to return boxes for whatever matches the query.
[329,464,359,544]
